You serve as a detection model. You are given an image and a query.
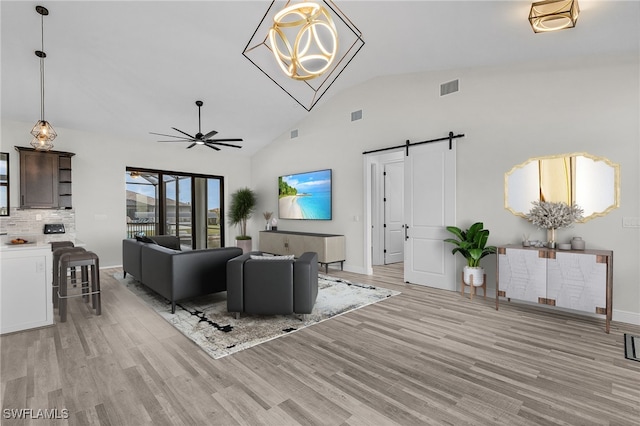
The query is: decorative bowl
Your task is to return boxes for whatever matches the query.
[557,243,572,250]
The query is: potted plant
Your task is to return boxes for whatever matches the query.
[229,187,257,253]
[444,222,497,286]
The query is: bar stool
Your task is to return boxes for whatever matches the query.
[58,251,101,322]
[52,245,86,309]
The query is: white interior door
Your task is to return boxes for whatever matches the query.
[404,142,456,290]
[384,161,404,264]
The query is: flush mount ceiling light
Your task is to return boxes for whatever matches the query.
[30,5,57,151]
[529,0,580,33]
[243,0,364,111]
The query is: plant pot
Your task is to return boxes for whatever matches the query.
[463,266,485,286]
[236,239,252,254]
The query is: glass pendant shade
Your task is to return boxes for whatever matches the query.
[529,0,579,33]
[30,120,56,150]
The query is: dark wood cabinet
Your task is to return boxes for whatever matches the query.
[16,147,74,209]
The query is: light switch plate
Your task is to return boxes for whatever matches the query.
[622,217,640,228]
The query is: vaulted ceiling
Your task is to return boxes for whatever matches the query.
[2,1,638,155]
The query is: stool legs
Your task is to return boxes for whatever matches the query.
[91,261,101,315]
[59,267,68,323]
[58,251,101,323]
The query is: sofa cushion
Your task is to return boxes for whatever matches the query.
[149,235,181,250]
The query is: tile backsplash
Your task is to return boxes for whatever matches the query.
[0,208,76,242]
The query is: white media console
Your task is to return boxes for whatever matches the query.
[259,230,345,273]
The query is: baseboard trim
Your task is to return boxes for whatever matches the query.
[613,309,640,326]
[340,264,368,275]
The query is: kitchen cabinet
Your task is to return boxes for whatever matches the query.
[16,146,74,209]
[0,244,53,334]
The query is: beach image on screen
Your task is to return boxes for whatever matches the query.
[279,169,332,220]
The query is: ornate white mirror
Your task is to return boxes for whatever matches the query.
[505,152,620,222]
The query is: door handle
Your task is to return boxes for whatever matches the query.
[405,224,409,241]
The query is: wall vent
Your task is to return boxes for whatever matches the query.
[290,129,298,139]
[440,79,459,96]
[351,109,363,121]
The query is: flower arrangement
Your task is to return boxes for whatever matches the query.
[526,201,583,230]
[263,211,273,221]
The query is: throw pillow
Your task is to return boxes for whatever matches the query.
[135,235,156,244]
[250,255,295,261]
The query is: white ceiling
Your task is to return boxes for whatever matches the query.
[2,1,638,155]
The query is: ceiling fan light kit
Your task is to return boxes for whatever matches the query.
[31,5,56,151]
[150,101,243,152]
[243,0,364,111]
[529,0,579,33]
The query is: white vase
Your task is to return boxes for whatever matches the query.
[463,266,485,286]
[547,228,556,249]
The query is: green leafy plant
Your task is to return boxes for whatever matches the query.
[444,222,497,267]
[229,188,257,239]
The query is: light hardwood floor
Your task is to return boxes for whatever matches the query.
[1,264,639,425]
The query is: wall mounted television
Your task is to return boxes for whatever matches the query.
[278,169,332,220]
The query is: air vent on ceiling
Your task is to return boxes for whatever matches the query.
[290,129,298,139]
[351,109,363,121]
[440,79,459,96]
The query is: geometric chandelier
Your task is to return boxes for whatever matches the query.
[243,1,364,111]
[529,0,580,33]
[30,5,57,151]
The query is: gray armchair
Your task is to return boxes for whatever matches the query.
[227,251,318,318]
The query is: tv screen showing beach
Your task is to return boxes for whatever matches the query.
[278,169,332,220]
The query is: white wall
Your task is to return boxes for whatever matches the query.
[1,121,252,267]
[251,54,640,322]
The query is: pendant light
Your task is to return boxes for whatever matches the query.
[30,5,57,151]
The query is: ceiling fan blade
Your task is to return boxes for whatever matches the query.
[207,141,242,149]
[207,138,243,142]
[203,130,218,139]
[157,140,194,143]
[171,127,196,139]
[186,143,197,149]
[150,132,193,140]
[205,144,221,151]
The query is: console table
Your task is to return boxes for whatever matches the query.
[259,230,345,273]
[496,245,613,333]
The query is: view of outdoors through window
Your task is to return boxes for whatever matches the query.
[125,169,223,249]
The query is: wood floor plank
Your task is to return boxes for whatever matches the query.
[0,265,638,425]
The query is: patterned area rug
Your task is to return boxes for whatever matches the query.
[116,273,399,359]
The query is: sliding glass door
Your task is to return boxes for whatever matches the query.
[125,168,224,249]
[163,174,193,247]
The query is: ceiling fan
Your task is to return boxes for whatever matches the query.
[150,100,243,151]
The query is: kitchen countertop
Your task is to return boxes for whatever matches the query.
[0,235,85,251]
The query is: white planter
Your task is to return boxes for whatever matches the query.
[463,266,485,286]
[236,239,252,254]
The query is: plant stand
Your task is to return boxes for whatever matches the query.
[460,271,486,300]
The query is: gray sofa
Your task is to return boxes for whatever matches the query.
[122,236,242,313]
[227,251,318,318]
